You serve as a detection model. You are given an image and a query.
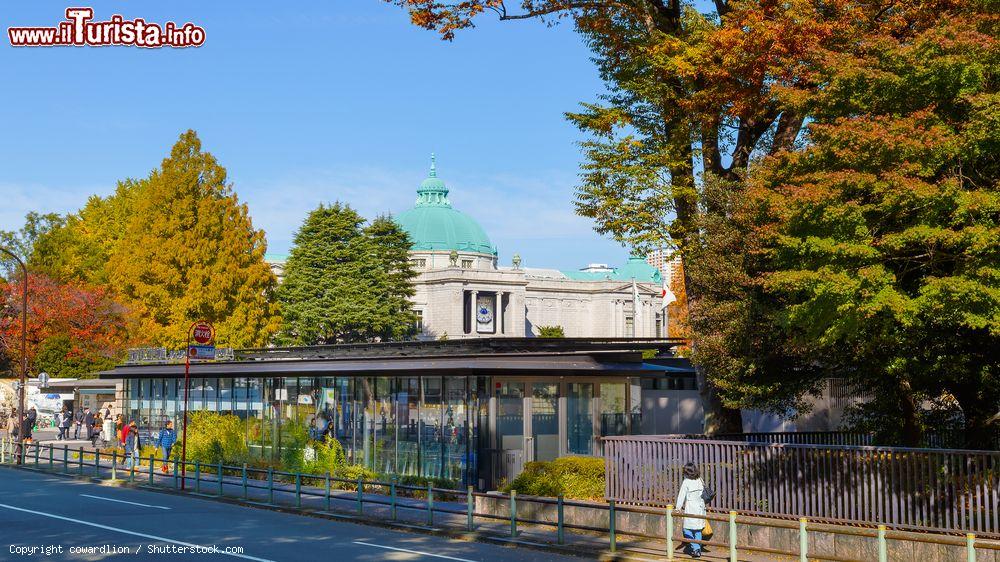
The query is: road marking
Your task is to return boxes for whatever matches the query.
[353,540,478,562]
[80,493,171,510]
[0,502,275,562]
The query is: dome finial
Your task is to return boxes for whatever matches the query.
[429,153,437,178]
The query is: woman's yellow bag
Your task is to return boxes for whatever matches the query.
[703,519,714,538]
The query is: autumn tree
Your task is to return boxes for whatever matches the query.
[0,273,130,378]
[106,130,281,349]
[723,0,1000,447]
[31,179,143,285]
[277,205,417,344]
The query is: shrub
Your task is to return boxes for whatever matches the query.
[304,436,347,475]
[182,412,249,465]
[502,456,605,501]
[278,421,310,472]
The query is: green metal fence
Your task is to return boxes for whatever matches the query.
[3,437,997,562]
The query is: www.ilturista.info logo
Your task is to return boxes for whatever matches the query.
[8,8,205,48]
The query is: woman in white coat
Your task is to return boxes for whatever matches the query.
[675,462,707,558]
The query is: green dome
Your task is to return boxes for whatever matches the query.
[394,156,496,255]
[611,255,662,283]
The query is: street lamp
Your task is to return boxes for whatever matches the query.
[0,248,27,465]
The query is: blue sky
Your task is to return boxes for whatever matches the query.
[0,1,638,271]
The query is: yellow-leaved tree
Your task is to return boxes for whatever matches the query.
[107,130,280,348]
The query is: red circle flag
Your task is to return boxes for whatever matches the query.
[192,322,214,345]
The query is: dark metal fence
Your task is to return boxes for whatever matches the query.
[604,435,1000,537]
[710,430,1000,451]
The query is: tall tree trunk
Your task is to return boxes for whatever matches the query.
[670,145,743,436]
[896,378,922,447]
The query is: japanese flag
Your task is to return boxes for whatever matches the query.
[661,280,677,309]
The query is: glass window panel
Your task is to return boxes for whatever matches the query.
[443,377,467,483]
[531,383,559,462]
[600,383,627,437]
[420,377,443,478]
[567,383,594,455]
[497,382,524,451]
[395,377,420,477]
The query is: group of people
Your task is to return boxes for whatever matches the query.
[116,418,177,473]
[7,406,37,442]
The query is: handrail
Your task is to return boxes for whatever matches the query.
[4,437,998,561]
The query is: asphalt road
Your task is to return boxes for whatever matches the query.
[0,469,581,562]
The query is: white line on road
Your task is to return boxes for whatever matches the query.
[353,540,479,562]
[80,493,171,510]
[0,502,275,562]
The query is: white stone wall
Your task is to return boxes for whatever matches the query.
[410,261,664,339]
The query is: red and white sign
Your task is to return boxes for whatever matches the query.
[191,322,214,345]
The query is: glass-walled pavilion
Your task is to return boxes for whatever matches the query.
[106,339,672,489]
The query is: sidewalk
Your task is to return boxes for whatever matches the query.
[8,441,787,561]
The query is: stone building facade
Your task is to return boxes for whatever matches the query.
[393,158,669,340]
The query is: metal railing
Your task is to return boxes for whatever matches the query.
[3,437,998,561]
[604,435,1000,537]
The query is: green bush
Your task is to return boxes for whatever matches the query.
[502,456,605,501]
[182,412,249,465]
[278,421,310,472]
[303,436,347,475]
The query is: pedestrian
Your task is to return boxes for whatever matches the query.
[91,412,102,446]
[676,462,707,558]
[25,407,37,441]
[124,420,140,471]
[102,414,115,448]
[73,408,84,440]
[83,408,94,441]
[155,421,177,473]
[58,407,71,440]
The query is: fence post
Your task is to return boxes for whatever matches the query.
[427,483,434,526]
[295,472,302,508]
[95,450,100,478]
[1,436,6,464]
[218,462,224,497]
[666,505,674,560]
[173,458,179,490]
[609,500,617,553]
[195,461,201,493]
[967,533,976,562]
[356,476,363,515]
[34,443,39,466]
[325,473,331,511]
[148,454,154,485]
[557,494,565,545]
[49,444,53,469]
[267,468,274,504]
[510,490,517,537]
[63,446,68,471]
[799,518,808,562]
[243,464,249,500]
[390,477,397,520]
[877,525,888,562]
[467,486,474,532]
[78,447,83,476]
[111,450,117,480]
[729,511,737,562]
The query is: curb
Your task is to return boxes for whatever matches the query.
[3,465,664,561]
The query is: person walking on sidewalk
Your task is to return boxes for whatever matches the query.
[57,407,71,440]
[676,462,707,559]
[73,408,84,440]
[124,420,140,471]
[155,421,177,473]
[82,408,94,441]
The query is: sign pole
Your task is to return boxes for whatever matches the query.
[179,320,212,491]
[180,325,193,491]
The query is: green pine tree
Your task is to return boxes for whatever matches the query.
[277,205,416,344]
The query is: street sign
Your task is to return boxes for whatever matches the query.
[192,322,215,345]
[188,345,216,360]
